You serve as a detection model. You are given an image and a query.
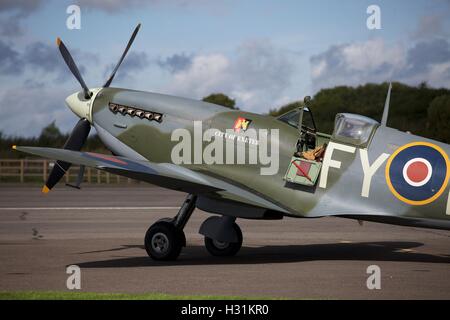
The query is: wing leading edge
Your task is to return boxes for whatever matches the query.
[13,146,222,194]
[13,146,289,215]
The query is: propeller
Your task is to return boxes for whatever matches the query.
[43,24,141,193]
[42,118,90,193]
[56,37,91,99]
[104,23,141,88]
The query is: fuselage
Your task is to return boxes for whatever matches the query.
[78,87,450,228]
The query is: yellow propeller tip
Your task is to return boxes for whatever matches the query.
[12,145,17,150]
[56,37,61,46]
[42,185,50,194]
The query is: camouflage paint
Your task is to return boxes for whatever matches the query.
[88,88,450,226]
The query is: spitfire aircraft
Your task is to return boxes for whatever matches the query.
[14,24,450,260]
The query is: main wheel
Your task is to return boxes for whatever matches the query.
[204,222,243,257]
[145,221,184,260]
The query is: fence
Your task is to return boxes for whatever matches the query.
[0,159,136,184]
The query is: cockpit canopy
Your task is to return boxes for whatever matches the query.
[332,113,379,147]
[277,107,316,131]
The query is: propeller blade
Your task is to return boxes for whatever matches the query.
[103,23,141,88]
[61,118,91,151]
[56,37,91,99]
[43,118,91,193]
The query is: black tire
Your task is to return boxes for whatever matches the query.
[204,222,243,257]
[144,221,184,260]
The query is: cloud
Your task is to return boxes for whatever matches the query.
[168,53,230,95]
[22,41,71,81]
[0,86,77,137]
[75,0,202,13]
[310,39,404,90]
[399,38,450,87]
[233,40,294,98]
[0,39,98,84]
[163,40,295,112]
[157,53,193,73]
[413,14,448,39]
[310,38,450,91]
[0,39,104,136]
[0,0,43,13]
[0,0,45,37]
[404,38,450,74]
[103,51,149,84]
[0,40,23,74]
[75,0,153,12]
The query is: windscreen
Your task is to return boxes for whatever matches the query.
[332,113,379,147]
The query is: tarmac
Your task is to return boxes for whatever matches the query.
[0,185,449,299]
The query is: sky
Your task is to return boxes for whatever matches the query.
[0,0,449,136]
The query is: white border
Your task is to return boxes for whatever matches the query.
[402,157,432,187]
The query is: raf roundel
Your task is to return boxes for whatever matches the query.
[402,158,432,187]
[385,142,450,205]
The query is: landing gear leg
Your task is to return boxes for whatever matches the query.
[144,194,197,261]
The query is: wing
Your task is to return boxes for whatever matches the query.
[13,146,289,214]
[14,146,221,194]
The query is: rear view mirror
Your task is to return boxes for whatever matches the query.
[304,96,311,105]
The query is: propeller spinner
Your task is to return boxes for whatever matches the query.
[42,23,141,193]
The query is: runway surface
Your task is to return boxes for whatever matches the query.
[1,185,449,299]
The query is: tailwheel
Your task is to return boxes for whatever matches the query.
[145,221,184,261]
[204,222,243,257]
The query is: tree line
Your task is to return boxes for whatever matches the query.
[0,122,106,158]
[206,83,450,143]
[1,82,449,158]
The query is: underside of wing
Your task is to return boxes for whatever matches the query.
[14,146,222,194]
[13,146,290,216]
